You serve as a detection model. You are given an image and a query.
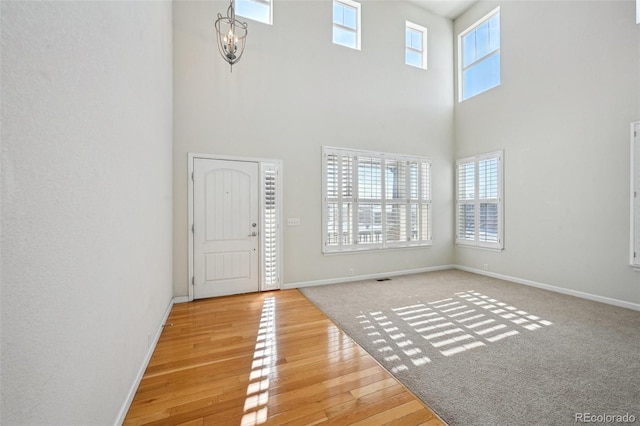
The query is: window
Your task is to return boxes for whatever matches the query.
[405,21,427,69]
[236,0,272,25]
[631,122,640,267]
[333,0,361,50]
[261,163,281,289]
[459,7,500,101]
[322,147,432,253]
[456,151,503,249]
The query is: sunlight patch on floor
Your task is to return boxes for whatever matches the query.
[241,297,276,426]
[359,290,553,369]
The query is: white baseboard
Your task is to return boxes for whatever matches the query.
[114,297,175,426]
[283,265,455,290]
[455,265,640,312]
[173,295,190,304]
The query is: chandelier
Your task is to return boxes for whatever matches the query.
[214,0,248,72]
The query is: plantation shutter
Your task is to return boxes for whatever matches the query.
[478,157,500,244]
[418,160,432,241]
[456,151,503,249]
[456,160,476,242]
[356,156,383,246]
[323,147,431,252]
[261,163,280,290]
[385,159,407,244]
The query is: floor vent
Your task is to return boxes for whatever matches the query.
[376,278,391,282]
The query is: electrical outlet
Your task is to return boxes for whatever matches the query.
[348,268,355,276]
[483,264,489,271]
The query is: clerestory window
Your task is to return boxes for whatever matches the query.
[459,7,501,101]
[236,0,272,25]
[333,0,361,50]
[406,21,427,69]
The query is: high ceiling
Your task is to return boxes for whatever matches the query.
[407,0,478,20]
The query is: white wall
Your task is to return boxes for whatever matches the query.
[0,2,636,423]
[0,1,173,424]
[173,0,455,296]
[454,1,640,304]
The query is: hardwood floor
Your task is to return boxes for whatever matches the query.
[124,289,444,425]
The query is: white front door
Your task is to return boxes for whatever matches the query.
[193,158,259,299]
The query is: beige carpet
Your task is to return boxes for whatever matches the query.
[300,270,640,426]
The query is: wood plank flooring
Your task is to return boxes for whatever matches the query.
[124,289,445,426]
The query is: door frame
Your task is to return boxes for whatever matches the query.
[188,153,283,301]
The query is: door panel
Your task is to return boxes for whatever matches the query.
[194,159,259,298]
[205,251,251,281]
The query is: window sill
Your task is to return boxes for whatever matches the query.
[455,242,504,253]
[323,243,432,255]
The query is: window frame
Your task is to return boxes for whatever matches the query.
[631,122,640,268]
[235,0,273,25]
[333,0,361,50]
[405,21,428,70]
[455,150,504,250]
[458,7,501,101]
[322,146,432,253]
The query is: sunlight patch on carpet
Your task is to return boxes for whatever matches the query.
[357,290,553,371]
